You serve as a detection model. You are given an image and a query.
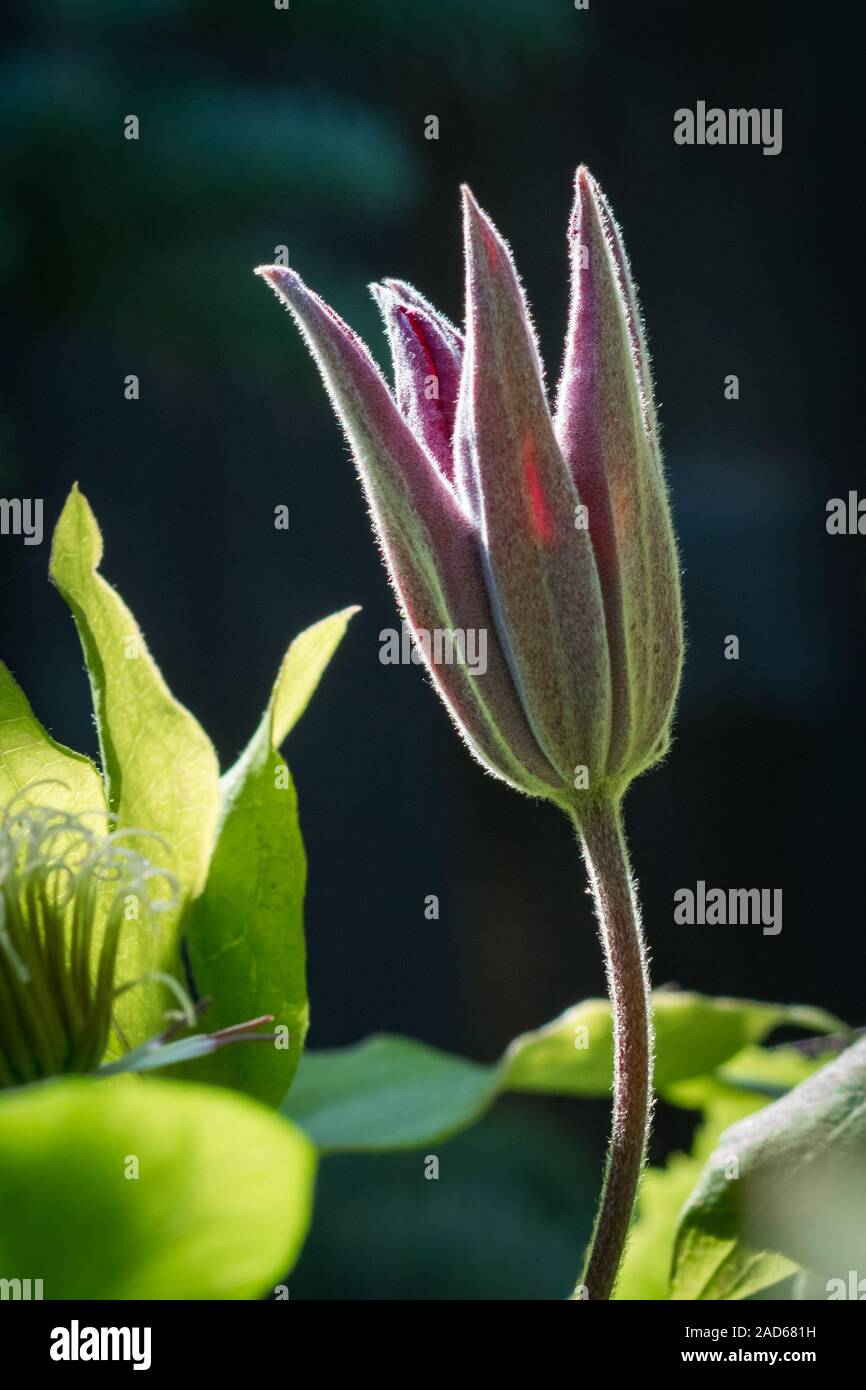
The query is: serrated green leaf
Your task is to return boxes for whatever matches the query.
[0,1074,316,1298]
[671,1036,866,1300]
[0,661,106,824]
[284,992,841,1154]
[180,608,356,1104]
[48,485,221,1048]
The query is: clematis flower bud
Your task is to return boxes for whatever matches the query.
[370,279,462,482]
[257,167,682,815]
[555,169,682,782]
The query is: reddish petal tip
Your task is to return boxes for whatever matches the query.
[461,187,493,243]
[568,167,600,244]
[368,280,393,307]
[254,264,302,294]
[460,184,484,224]
[461,187,506,274]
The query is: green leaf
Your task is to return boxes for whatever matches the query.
[671,1036,866,1300]
[616,1104,748,1300]
[181,609,357,1104]
[616,1045,829,1300]
[0,1074,316,1298]
[49,485,221,1046]
[284,992,842,1153]
[504,993,846,1097]
[267,605,360,751]
[286,1035,498,1152]
[0,661,106,823]
[664,1042,830,1111]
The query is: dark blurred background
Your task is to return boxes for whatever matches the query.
[0,1,859,1297]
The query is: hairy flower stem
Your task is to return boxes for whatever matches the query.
[573,796,653,1300]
